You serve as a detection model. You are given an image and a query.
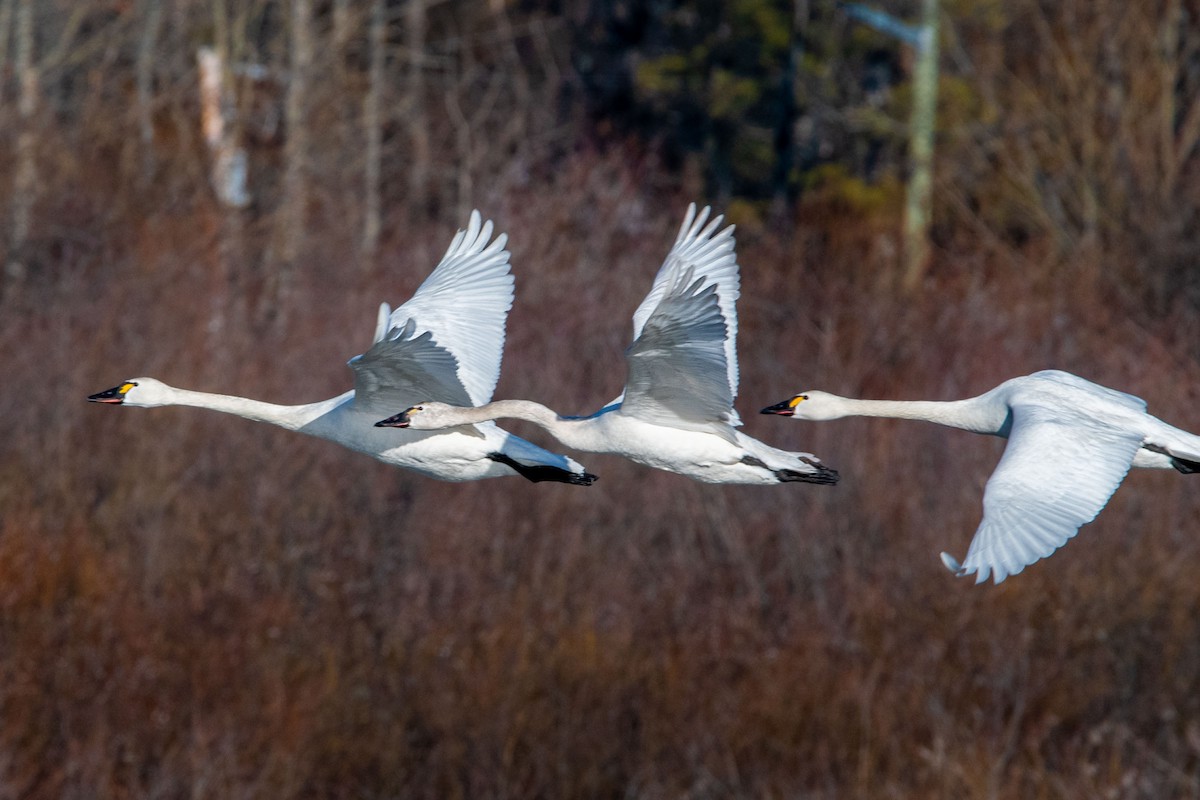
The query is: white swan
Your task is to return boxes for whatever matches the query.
[88,211,596,485]
[374,205,838,486]
[762,369,1200,582]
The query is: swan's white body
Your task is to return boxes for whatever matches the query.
[763,370,1200,582]
[378,205,837,487]
[88,212,595,485]
[384,398,834,484]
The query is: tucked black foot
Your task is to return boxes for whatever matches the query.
[1172,456,1200,474]
[488,452,597,485]
[775,464,839,485]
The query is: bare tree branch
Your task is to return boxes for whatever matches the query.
[362,0,386,264]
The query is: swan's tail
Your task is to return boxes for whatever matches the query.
[1171,456,1200,474]
[1148,419,1200,474]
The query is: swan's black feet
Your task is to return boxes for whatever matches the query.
[740,454,839,485]
[775,464,839,485]
[558,470,599,486]
[1172,456,1200,474]
[488,452,598,485]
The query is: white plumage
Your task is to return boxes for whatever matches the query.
[88,212,596,486]
[376,205,838,486]
[763,370,1200,582]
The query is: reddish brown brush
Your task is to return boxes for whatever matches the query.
[3,2,1200,797]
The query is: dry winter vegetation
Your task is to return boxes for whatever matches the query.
[3,0,1200,797]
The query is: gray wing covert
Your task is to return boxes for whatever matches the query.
[620,269,735,429]
[350,319,474,414]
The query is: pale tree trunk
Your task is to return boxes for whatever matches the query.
[901,0,939,292]
[197,0,254,368]
[199,0,251,210]
[269,0,313,327]
[406,0,429,215]
[362,0,386,265]
[136,0,164,185]
[7,0,36,289]
[197,47,250,208]
[197,45,246,367]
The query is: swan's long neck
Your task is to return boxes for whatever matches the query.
[437,399,598,450]
[159,385,342,431]
[826,396,1003,434]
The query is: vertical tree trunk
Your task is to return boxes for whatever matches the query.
[772,0,808,224]
[901,0,939,292]
[7,0,37,288]
[493,7,531,158]
[406,0,429,215]
[197,47,251,208]
[271,0,313,326]
[332,0,352,52]
[197,44,249,366]
[199,0,249,210]
[136,0,164,185]
[362,0,386,265]
[0,0,14,87]
[447,51,474,222]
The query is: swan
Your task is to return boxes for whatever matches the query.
[374,205,838,486]
[87,211,596,485]
[761,369,1200,582]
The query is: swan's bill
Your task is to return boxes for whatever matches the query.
[375,407,415,428]
[761,398,797,416]
[88,382,137,404]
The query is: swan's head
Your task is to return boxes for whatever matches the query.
[374,401,455,430]
[87,378,172,408]
[761,390,846,421]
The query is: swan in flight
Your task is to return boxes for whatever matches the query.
[375,205,838,486]
[88,212,596,485]
[762,369,1200,582]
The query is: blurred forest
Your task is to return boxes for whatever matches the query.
[4,0,1200,796]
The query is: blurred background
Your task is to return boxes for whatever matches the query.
[4,0,1200,796]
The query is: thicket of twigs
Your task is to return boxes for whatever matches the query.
[3,1,1200,797]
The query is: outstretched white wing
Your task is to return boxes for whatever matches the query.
[952,401,1143,584]
[631,204,740,395]
[350,210,513,411]
[620,268,737,435]
[616,204,741,420]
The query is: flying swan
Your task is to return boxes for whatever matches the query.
[88,212,596,485]
[762,370,1200,582]
[375,205,838,486]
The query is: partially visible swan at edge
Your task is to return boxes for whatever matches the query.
[375,204,838,486]
[88,211,596,485]
[762,369,1200,582]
